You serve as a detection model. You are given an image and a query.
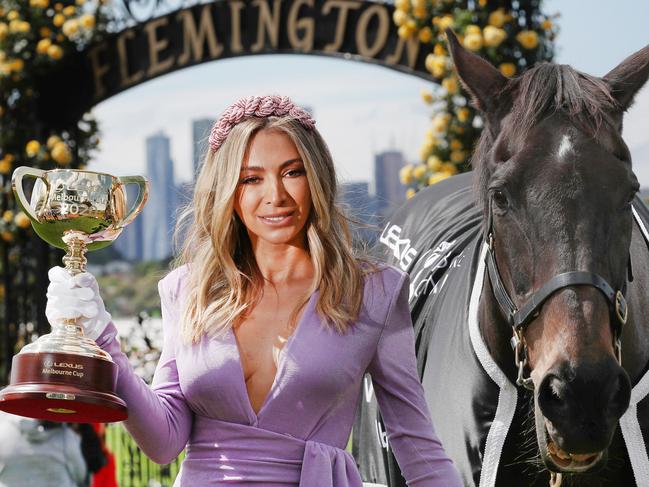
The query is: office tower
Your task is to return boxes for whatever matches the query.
[192,118,214,179]
[373,150,407,218]
[114,183,144,261]
[143,131,176,261]
[340,181,379,245]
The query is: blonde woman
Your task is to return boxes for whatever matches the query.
[46,95,462,486]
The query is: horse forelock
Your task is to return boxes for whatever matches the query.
[471,62,624,220]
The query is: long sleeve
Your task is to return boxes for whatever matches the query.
[367,270,463,487]
[95,272,192,464]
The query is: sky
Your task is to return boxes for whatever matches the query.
[89,0,649,188]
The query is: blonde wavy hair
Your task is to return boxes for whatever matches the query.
[174,115,374,344]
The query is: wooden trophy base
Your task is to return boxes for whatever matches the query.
[0,351,128,423]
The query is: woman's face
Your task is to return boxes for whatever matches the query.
[233,128,312,249]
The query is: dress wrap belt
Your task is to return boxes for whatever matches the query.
[180,416,363,486]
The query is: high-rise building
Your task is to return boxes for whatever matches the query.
[113,183,144,261]
[373,150,407,219]
[143,131,176,261]
[192,118,214,179]
[340,181,379,245]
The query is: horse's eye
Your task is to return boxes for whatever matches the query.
[492,190,509,209]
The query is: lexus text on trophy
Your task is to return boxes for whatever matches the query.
[0,167,149,422]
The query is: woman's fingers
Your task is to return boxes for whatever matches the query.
[47,283,95,301]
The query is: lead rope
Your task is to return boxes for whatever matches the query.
[550,472,563,487]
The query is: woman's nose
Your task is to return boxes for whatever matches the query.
[265,177,288,205]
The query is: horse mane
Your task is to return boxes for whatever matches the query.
[472,62,621,210]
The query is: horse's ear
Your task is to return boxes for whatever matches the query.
[445,28,509,113]
[603,43,649,111]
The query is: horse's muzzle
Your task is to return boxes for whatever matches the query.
[533,358,631,473]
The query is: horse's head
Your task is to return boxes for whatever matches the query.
[446,30,649,473]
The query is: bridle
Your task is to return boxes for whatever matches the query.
[484,197,630,390]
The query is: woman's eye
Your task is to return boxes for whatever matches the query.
[240,176,260,184]
[285,169,305,178]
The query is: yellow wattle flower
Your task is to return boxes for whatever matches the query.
[6,11,19,21]
[406,188,417,199]
[47,44,64,60]
[433,43,446,56]
[465,25,481,36]
[399,165,415,185]
[420,89,434,104]
[488,9,507,28]
[450,150,466,163]
[395,0,410,12]
[51,141,72,164]
[427,156,443,172]
[1,231,14,243]
[63,5,76,16]
[413,164,427,180]
[450,139,463,150]
[436,15,454,32]
[53,13,65,27]
[0,23,7,41]
[393,10,408,27]
[418,26,433,43]
[412,5,427,20]
[14,212,30,229]
[62,19,79,37]
[428,172,450,185]
[425,54,446,78]
[457,107,470,122]
[516,30,539,50]
[499,62,516,77]
[442,163,459,175]
[47,135,61,148]
[26,140,41,157]
[0,159,11,174]
[541,19,553,30]
[442,76,459,94]
[483,26,506,48]
[463,33,483,52]
[3,210,14,223]
[36,38,52,55]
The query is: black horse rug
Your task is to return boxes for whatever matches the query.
[354,171,649,487]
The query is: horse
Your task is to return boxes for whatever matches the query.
[354,31,649,487]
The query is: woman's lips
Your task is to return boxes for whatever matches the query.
[258,212,295,225]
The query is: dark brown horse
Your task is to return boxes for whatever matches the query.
[355,32,649,487]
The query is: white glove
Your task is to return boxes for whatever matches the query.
[46,266,112,341]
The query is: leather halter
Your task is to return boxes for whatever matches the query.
[484,197,630,390]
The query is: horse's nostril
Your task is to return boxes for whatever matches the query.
[608,369,631,418]
[538,374,568,422]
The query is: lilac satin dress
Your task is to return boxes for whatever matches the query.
[96,265,462,486]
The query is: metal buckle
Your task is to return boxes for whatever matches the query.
[513,328,534,390]
[615,291,627,325]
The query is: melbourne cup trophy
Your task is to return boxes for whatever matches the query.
[0,167,149,423]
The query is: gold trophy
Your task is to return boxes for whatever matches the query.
[0,167,149,422]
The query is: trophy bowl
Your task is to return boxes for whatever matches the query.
[0,167,149,423]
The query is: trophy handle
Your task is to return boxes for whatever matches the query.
[12,166,47,223]
[115,176,149,229]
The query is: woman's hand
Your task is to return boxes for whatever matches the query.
[46,266,112,341]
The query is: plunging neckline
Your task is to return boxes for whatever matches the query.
[229,290,317,423]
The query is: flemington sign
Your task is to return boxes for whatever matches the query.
[36,0,434,126]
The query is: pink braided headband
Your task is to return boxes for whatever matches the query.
[208,95,316,151]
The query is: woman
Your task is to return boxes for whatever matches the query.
[47,95,462,486]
